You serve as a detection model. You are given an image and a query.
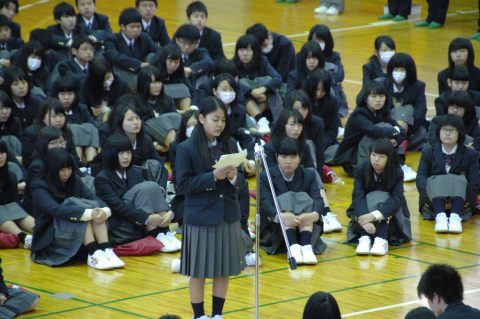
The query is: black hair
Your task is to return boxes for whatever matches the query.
[284,89,313,124]
[176,108,198,143]
[212,73,238,96]
[33,127,63,159]
[34,97,73,145]
[135,0,157,6]
[307,24,334,57]
[83,58,113,107]
[174,24,200,42]
[302,291,341,319]
[119,8,142,26]
[28,29,53,50]
[103,133,133,171]
[76,0,96,6]
[365,138,399,190]
[137,65,166,99]
[233,34,262,72]
[186,1,208,18]
[303,68,336,120]
[446,91,475,126]
[276,137,302,157]
[72,34,95,50]
[271,108,306,151]
[0,14,11,29]
[448,65,470,82]
[404,307,436,319]
[369,35,396,63]
[0,90,19,134]
[435,113,466,146]
[417,264,464,304]
[0,0,18,14]
[14,40,46,75]
[154,43,185,81]
[246,23,269,45]
[296,40,325,78]
[110,102,145,136]
[0,140,14,195]
[387,53,418,86]
[45,147,76,199]
[356,81,391,119]
[2,67,31,100]
[191,96,233,168]
[52,76,80,111]
[53,2,76,20]
[212,58,238,77]
[447,37,475,69]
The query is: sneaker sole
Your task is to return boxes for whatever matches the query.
[370,251,387,256]
[448,229,462,234]
[435,228,449,233]
[356,251,370,255]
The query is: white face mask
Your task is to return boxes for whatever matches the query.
[27,57,42,71]
[217,91,236,105]
[392,71,406,84]
[379,51,395,65]
[262,43,273,54]
[317,41,325,51]
[186,126,194,138]
[104,78,114,88]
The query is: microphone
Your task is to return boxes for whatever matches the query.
[238,128,265,138]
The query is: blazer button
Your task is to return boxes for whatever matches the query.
[219,194,223,198]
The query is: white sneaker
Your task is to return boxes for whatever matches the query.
[356,236,371,255]
[171,258,181,273]
[323,212,342,233]
[337,127,345,139]
[326,6,340,15]
[402,164,417,182]
[156,233,179,252]
[257,117,271,134]
[212,316,223,319]
[245,252,261,266]
[166,231,182,250]
[23,234,33,249]
[314,5,328,13]
[290,244,304,265]
[370,237,388,256]
[193,316,210,319]
[104,248,125,268]
[87,250,115,270]
[435,212,449,233]
[448,213,463,233]
[301,245,318,264]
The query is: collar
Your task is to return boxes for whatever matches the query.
[115,170,127,180]
[442,144,457,155]
[83,16,94,25]
[393,83,404,93]
[279,168,295,182]
[142,19,151,29]
[121,33,134,46]
[208,138,217,147]
[74,58,88,70]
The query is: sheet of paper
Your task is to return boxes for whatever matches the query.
[212,149,248,169]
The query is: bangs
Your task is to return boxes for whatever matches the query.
[276,137,301,156]
[371,138,394,155]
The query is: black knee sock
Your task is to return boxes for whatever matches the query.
[212,295,226,316]
[323,206,331,214]
[98,242,110,251]
[286,228,298,245]
[85,242,99,255]
[191,302,205,318]
[254,113,264,122]
[147,228,161,237]
[17,231,27,243]
[300,231,312,246]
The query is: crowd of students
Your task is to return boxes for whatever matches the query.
[0,0,480,317]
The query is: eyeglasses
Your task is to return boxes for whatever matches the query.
[440,127,457,134]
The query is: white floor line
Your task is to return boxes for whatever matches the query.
[342,288,480,317]
[19,0,52,11]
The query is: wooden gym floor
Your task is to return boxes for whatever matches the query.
[2,0,480,318]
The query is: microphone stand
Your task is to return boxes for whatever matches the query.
[253,143,298,319]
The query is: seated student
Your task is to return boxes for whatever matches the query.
[0,0,20,39]
[79,58,130,127]
[416,114,480,233]
[31,148,125,269]
[75,0,113,42]
[303,291,341,319]
[152,43,194,111]
[186,1,225,63]
[52,76,99,164]
[384,53,427,156]
[362,35,396,88]
[2,67,43,129]
[246,23,295,83]
[104,8,159,88]
[404,307,436,319]
[0,141,34,248]
[0,90,22,162]
[264,108,341,233]
[417,264,480,318]
[136,0,170,47]
[438,38,480,95]
[378,0,411,21]
[136,65,181,152]
[0,257,39,318]
[287,40,325,92]
[94,133,179,250]
[303,69,341,161]
[0,14,23,63]
[429,91,480,153]
[233,34,282,134]
[46,2,86,62]
[435,66,480,116]
[347,138,411,256]
[260,137,325,263]
[334,82,404,177]
[47,35,95,95]
[308,24,348,116]
[173,24,214,89]
[13,40,50,97]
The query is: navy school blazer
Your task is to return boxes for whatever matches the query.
[142,16,170,47]
[199,26,225,62]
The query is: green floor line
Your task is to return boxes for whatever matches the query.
[416,240,480,257]
[389,254,434,265]
[24,305,95,319]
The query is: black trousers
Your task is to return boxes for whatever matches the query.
[426,0,449,24]
[388,0,412,17]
